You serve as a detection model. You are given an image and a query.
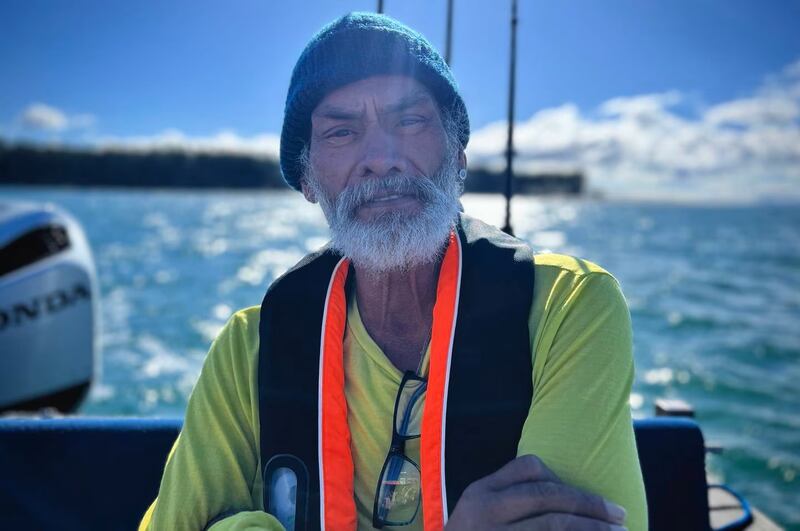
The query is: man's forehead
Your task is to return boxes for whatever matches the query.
[311,76,437,118]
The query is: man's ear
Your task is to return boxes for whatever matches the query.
[300,180,318,204]
[459,150,467,172]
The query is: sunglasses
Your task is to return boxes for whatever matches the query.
[372,370,427,528]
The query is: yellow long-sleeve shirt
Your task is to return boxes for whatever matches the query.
[140,253,647,530]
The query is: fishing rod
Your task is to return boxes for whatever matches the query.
[502,0,518,236]
[377,1,453,65]
[376,0,518,235]
[445,0,454,65]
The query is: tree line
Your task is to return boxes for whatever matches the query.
[0,141,582,195]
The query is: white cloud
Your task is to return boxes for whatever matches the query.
[21,103,68,131]
[705,97,799,126]
[93,128,280,159]
[467,59,800,202]
[599,91,682,118]
[783,58,800,79]
[69,113,97,129]
[19,102,95,132]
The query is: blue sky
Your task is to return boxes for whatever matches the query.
[2,0,799,200]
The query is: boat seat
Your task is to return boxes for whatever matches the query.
[0,417,711,530]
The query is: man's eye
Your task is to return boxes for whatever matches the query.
[399,117,425,127]
[328,129,353,138]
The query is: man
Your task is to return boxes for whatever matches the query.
[140,12,647,531]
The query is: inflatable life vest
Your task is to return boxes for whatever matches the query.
[257,214,535,530]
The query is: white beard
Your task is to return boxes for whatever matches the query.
[305,153,462,275]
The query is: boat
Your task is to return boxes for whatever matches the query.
[0,2,788,528]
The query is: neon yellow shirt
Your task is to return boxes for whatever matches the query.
[139,253,647,530]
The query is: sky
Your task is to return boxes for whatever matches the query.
[1,0,799,201]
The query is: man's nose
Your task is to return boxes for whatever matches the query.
[356,125,408,178]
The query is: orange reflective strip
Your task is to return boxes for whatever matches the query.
[421,232,461,531]
[319,258,357,530]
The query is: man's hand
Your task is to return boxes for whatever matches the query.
[445,455,628,530]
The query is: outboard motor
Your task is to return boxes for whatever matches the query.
[0,201,98,414]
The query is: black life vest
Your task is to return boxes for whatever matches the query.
[257,214,534,530]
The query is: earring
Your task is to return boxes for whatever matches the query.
[458,168,467,181]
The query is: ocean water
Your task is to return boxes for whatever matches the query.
[2,186,799,528]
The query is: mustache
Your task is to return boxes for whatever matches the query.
[336,174,444,213]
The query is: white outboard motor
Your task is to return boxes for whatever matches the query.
[0,201,98,414]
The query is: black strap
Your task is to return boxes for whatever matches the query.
[258,248,342,531]
[444,215,535,513]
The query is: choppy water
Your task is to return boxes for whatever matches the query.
[2,186,799,528]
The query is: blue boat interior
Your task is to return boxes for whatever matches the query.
[0,416,749,530]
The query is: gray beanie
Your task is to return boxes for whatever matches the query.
[279,11,470,191]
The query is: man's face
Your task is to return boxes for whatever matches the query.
[302,75,463,273]
[306,75,449,216]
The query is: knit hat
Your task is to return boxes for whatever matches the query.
[279,12,470,191]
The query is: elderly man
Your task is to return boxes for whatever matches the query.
[140,12,646,531]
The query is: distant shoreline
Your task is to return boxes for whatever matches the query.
[0,141,583,196]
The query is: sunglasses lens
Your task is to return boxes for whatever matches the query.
[375,454,421,526]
